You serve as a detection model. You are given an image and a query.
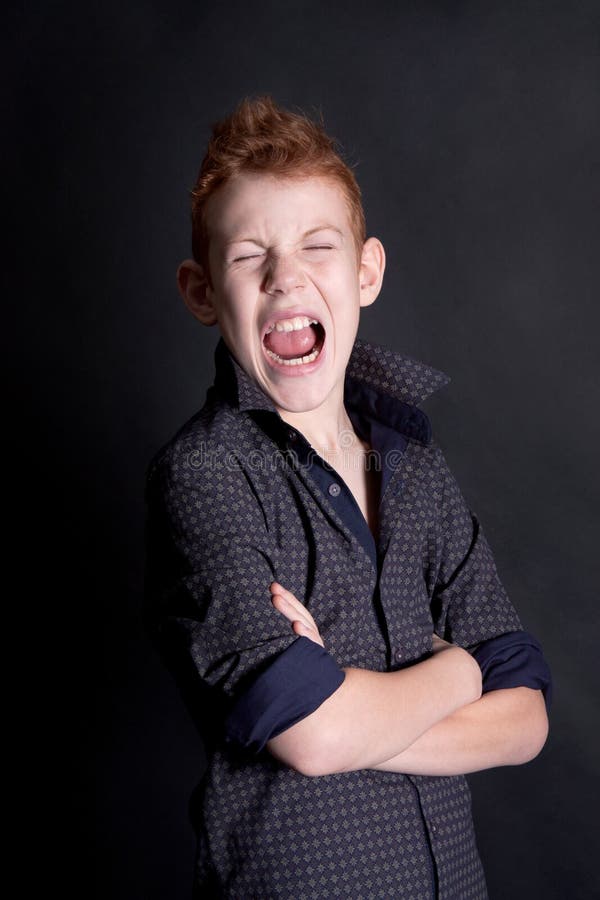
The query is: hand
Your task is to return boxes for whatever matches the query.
[431,632,482,701]
[431,633,453,654]
[431,632,482,702]
[270,581,325,648]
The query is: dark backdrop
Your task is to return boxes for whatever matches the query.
[10,2,599,898]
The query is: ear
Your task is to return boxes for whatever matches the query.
[177,259,218,326]
[358,237,386,308]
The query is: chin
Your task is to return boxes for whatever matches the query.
[270,384,331,414]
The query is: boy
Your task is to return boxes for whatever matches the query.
[144,96,551,898]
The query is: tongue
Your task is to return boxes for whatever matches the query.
[264,324,318,360]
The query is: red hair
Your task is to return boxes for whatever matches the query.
[190,96,366,277]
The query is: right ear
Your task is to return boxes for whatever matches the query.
[176,259,218,326]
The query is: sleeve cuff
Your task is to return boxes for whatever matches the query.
[471,630,553,712]
[224,636,346,753]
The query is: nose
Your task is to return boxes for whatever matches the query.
[263,252,305,296]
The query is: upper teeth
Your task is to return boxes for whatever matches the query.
[265,316,318,334]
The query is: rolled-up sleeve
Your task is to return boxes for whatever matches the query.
[471,630,552,711]
[225,636,345,752]
[143,440,345,752]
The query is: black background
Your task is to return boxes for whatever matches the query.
[10,2,599,897]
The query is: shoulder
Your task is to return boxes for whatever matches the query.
[145,387,259,499]
[144,392,283,544]
[394,435,454,510]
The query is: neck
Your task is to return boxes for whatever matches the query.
[276,394,359,453]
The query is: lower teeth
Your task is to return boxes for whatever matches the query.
[265,345,321,366]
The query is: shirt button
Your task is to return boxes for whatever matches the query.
[395,649,403,662]
[287,429,297,442]
[328,482,341,497]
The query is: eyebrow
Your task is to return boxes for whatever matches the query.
[224,225,345,248]
[303,225,345,240]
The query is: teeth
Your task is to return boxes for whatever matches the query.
[265,316,318,334]
[265,345,322,366]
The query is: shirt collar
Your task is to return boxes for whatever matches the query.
[211,335,450,445]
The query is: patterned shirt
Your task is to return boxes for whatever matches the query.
[144,336,551,899]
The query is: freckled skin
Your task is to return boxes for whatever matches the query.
[200,173,382,425]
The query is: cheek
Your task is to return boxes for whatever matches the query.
[218,296,257,335]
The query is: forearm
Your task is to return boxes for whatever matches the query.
[267,647,482,776]
[373,687,549,776]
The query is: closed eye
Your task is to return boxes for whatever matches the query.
[304,245,334,251]
[232,253,264,262]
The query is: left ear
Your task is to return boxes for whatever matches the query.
[358,237,386,308]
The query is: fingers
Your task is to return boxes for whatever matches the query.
[270,581,324,647]
[270,581,300,604]
[291,618,324,647]
[271,581,314,625]
[431,633,452,653]
[270,581,306,608]
[270,582,314,628]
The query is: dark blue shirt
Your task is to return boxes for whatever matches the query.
[144,336,551,899]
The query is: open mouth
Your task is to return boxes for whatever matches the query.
[262,316,326,367]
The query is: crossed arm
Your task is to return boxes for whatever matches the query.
[267,582,549,778]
